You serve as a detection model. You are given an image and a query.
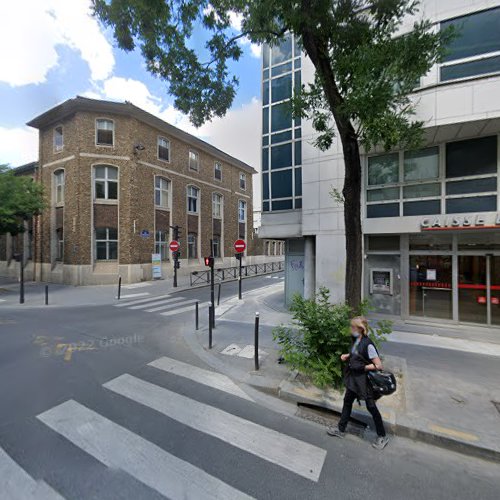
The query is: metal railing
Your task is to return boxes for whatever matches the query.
[190,260,284,286]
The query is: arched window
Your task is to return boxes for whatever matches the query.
[94,165,118,200]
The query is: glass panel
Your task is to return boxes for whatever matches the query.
[263,80,269,106]
[491,256,500,325]
[155,190,161,206]
[404,147,439,181]
[294,71,301,94]
[108,242,118,260]
[262,147,269,171]
[295,198,302,209]
[368,235,400,251]
[271,35,292,65]
[263,68,269,80]
[458,256,487,324]
[403,183,441,198]
[368,153,399,185]
[107,167,118,180]
[96,242,107,260]
[108,181,118,200]
[403,200,441,216]
[366,203,399,218]
[410,233,452,251]
[263,173,269,199]
[446,195,497,214]
[95,180,105,199]
[271,61,293,77]
[95,228,107,239]
[295,168,302,196]
[262,136,269,147]
[272,199,293,210]
[271,74,292,103]
[271,130,292,144]
[95,166,106,179]
[458,231,500,250]
[263,44,269,68]
[367,187,399,202]
[294,57,301,68]
[271,143,292,169]
[446,177,497,195]
[294,128,301,139]
[271,170,293,198]
[441,55,500,81]
[263,201,270,212]
[446,136,497,178]
[271,102,292,132]
[409,255,452,319]
[294,141,302,165]
[442,8,500,62]
[97,129,113,145]
[262,107,269,134]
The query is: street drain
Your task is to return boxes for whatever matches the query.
[492,401,500,415]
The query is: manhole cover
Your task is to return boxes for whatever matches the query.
[492,401,500,415]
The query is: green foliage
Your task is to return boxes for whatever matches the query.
[0,165,45,235]
[273,287,392,388]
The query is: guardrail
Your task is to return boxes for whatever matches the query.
[190,260,284,287]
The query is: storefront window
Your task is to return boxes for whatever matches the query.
[446,136,497,178]
[409,233,452,251]
[404,147,439,181]
[368,153,399,186]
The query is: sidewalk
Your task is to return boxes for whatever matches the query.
[186,283,500,462]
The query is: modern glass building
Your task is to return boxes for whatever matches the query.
[260,1,500,329]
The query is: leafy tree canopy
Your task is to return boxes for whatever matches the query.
[0,165,45,235]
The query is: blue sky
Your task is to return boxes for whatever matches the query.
[0,0,262,205]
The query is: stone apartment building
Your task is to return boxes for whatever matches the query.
[0,96,258,285]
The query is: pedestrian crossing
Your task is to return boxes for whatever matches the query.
[114,293,208,318]
[1,355,327,499]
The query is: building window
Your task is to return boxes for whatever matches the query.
[155,230,168,261]
[157,137,170,162]
[239,173,247,190]
[95,227,118,260]
[212,193,223,219]
[94,165,118,200]
[238,200,247,223]
[187,186,199,213]
[56,228,64,261]
[53,126,63,152]
[404,147,439,181]
[368,153,399,186]
[189,151,199,171]
[54,170,65,204]
[96,119,114,146]
[188,233,197,259]
[441,7,500,82]
[212,236,221,258]
[214,161,222,180]
[155,177,170,209]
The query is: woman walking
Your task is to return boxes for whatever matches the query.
[327,316,389,450]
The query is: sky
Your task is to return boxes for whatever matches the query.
[0,0,262,208]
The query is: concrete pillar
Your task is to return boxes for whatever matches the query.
[304,236,316,299]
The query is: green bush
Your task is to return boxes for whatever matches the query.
[272,287,392,388]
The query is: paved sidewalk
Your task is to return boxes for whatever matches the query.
[186,283,500,462]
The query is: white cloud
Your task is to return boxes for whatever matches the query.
[0,127,39,166]
[0,0,114,86]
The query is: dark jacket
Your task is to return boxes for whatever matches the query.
[344,335,378,400]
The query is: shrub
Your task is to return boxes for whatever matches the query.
[273,287,392,388]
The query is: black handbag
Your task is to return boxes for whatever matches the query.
[367,370,397,397]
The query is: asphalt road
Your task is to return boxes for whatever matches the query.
[0,273,499,499]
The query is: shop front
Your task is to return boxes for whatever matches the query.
[365,223,500,328]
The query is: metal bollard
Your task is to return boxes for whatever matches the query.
[45,285,49,305]
[208,306,213,349]
[117,275,122,300]
[217,282,221,306]
[195,301,199,330]
[254,312,260,371]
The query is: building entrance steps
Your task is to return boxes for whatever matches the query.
[184,282,500,463]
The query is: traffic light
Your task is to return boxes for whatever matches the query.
[204,256,214,268]
[235,252,242,261]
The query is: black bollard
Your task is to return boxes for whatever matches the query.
[254,312,260,371]
[217,282,221,306]
[117,275,122,300]
[45,284,49,305]
[208,306,213,349]
[195,301,199,330]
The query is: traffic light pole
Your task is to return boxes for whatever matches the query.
[171,225,180,288]
[210,239,215,328]
[238,254,242,300]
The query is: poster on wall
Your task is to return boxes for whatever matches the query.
[370,269,393,295]
[152,253,162,279]
[426,269,437,281]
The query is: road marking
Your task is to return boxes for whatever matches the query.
[145,299,198,313]
[114,294,175,307]
[160,303,207,317]
[116,292,150,299]
[38,400,252,500]
[148,356,254,401]
[220,344,242,356]
[104,374,326,481]
[0,446,64,499]
[123,282,152,289]
[428,424,479,442]
[128,297,186,310]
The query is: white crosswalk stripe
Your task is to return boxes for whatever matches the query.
[104,374,326,481]
[114,293,203,318]
[0,446,64,500]
[38,400,253,500]
[128,297,186,310]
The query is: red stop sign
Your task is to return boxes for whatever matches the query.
[169,240,180,252]
[234,239,246,252]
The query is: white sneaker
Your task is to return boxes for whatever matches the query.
[372,436,389,450]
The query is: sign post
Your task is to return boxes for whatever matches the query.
[234,239,246,300]
[169,238,180,288]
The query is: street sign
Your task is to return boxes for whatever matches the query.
[140,229,150,239]
[169,240,180,252]
[152,253,162,279]
[234,239,246,252]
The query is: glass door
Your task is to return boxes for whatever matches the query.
[458,256,487,324]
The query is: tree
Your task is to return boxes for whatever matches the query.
[0,165,45,236]
[93,0,450,308]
